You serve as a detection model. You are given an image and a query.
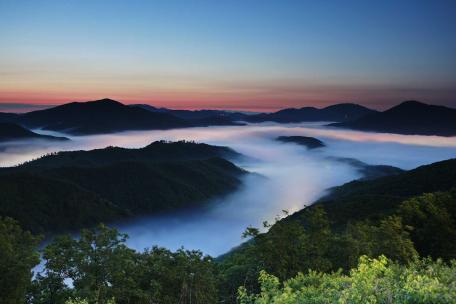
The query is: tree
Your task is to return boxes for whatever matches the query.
[0,217,41,304]
[135,247,218,304]
[399,190,456,260]
[28,272,73,304]
[33,225,219,304]
[39,224,137,304]
[342,216,418,266]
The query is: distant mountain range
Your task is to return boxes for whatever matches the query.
[133,103,378,124]
[0,141,247,233]
[0,122,68,142]
[330,101,456,136]
[0,99,247,135]
[245,103,377,123]
[1,99,455,136]
[132,104,250,121]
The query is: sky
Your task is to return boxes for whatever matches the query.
[0,0,455,112]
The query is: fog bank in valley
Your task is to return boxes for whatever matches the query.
[2,123,456,255]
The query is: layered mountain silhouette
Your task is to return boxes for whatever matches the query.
[131,104,249,123]
[0,99,248,135]
[0,122,68,142]
[2,99,454,136]
[330,101,456,136]
[132,103,377,124]
[245,103,376,123]
[15,98,191,135]
[0,141,247,233]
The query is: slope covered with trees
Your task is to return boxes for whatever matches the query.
[217,158,456,302]
[0,141,247,233]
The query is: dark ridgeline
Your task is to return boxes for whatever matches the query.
[132,103,250,121]
[0,141,247,233]
[245,103,377,123]
[16,98,190,135]
[0,122,68,142]
[0,100,378,136]
[275,135,326,149]
[330,100,456,136]
[2,99,454,136]
[0,99,246,136]
[327,156,404,180]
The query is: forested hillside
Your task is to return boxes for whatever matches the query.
[0,141,246,233]
[217,158,456,302]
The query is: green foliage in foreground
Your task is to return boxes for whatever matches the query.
[28,224,217,304]
[238,256,456,304]
[0,217,41,304]
[1,208,456,304]
[218,189,456,302]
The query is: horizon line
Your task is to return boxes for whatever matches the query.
[0,98,454,114]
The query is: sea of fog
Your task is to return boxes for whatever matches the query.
[2,122,456,256]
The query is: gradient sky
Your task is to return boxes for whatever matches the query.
[1,0,455,111]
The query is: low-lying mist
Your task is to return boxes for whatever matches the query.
[2,122,456,256]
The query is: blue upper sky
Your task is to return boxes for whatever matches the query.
[0,0,455,111]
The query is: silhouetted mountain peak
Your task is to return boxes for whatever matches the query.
[91,98,122,104]
[55,98,124,111]
[330,100,456,136]
[15,99,191,135]
[385,100,455,116]
[297,106,318,111]
[322,103,368,110]
[83,98,124,107]
[246,103,375,123]
[393,100,427,109]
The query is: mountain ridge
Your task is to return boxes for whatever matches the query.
[330,100,456,136]
[16,98,190,135]
[245,103,377,123]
